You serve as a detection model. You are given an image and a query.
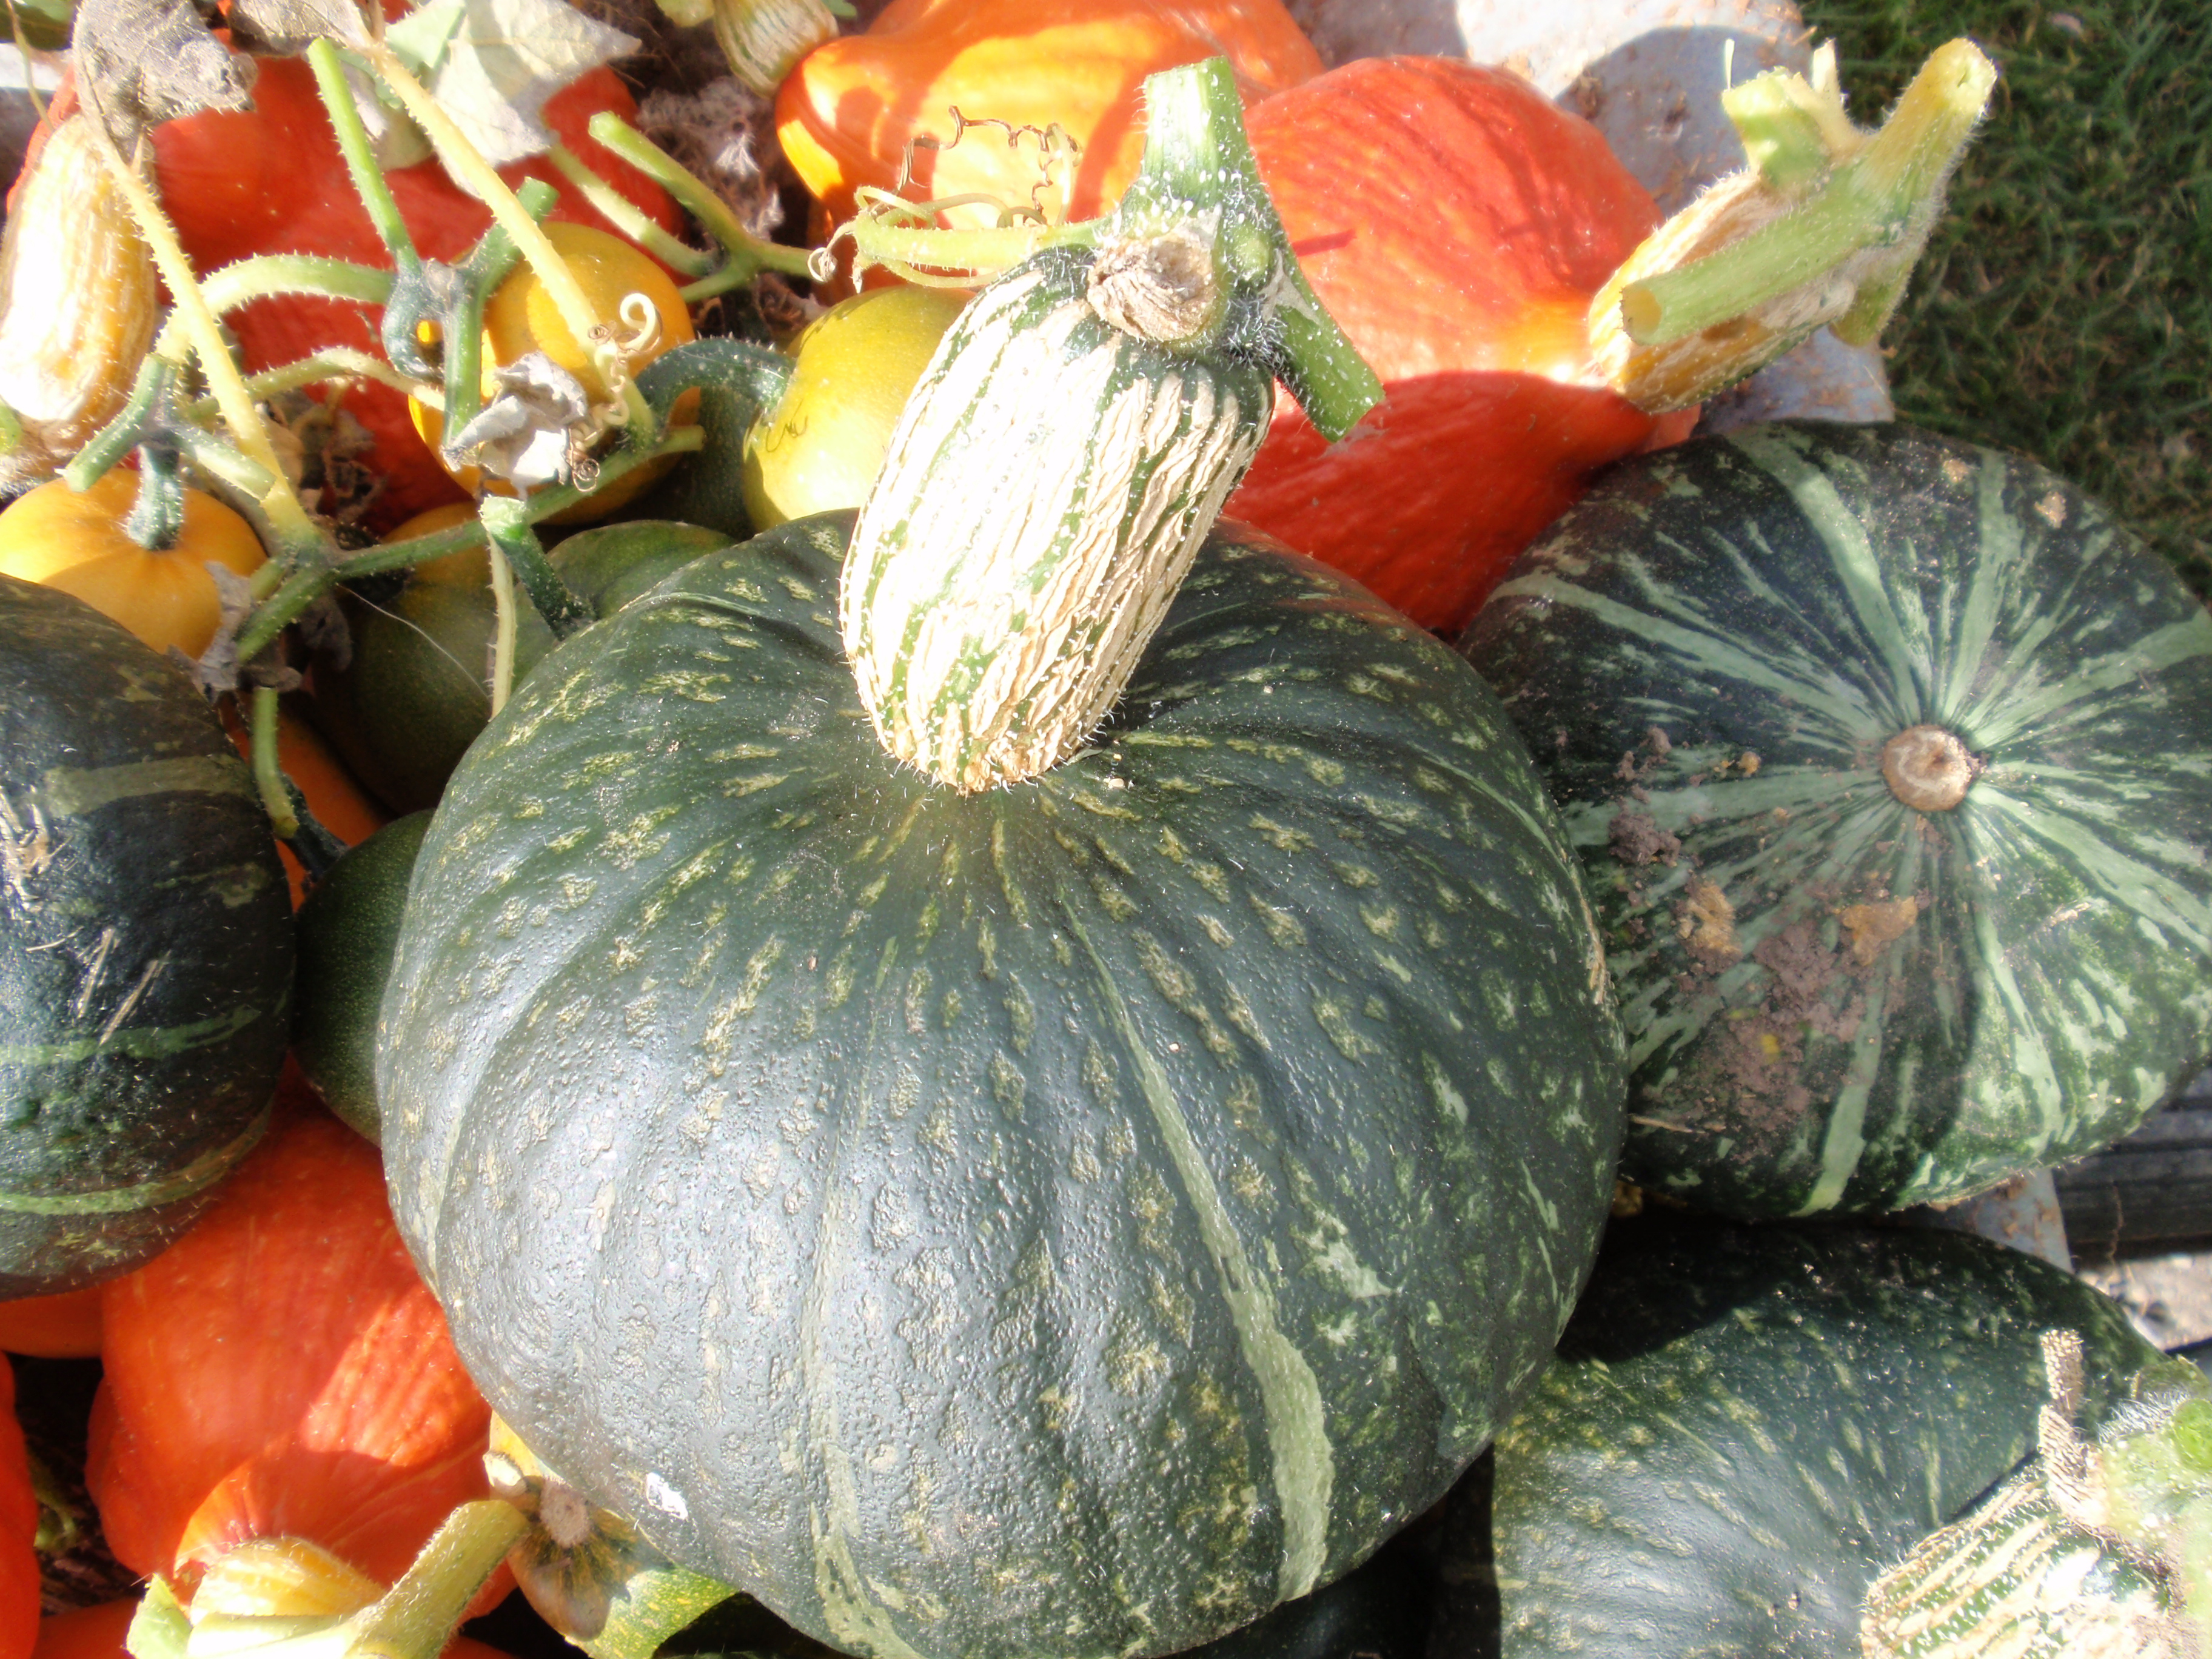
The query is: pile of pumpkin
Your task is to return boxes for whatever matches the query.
[2,1,2210,1657]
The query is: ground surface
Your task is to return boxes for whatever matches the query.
[1797,0,2211,597]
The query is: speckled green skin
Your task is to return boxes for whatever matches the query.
[293,811,430,1143]
[0,576,291,1294]
[1443,1220,2172,1658]
[380,515,1626,1659]
[312,521,735,817]
[1461,422,2212,1216]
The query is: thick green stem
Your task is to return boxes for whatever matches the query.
[350,1502,529,1659]
[440,178,560,443]
[1721,70,1848,196]
[307,38,423,276]
[1621,39,1996,346]
[167,424,280,501]
[839,210,1101,286]
[1121,57,1381,441]
[250,685,299,839]
[480,494,592,638]
[545,144,715,277]
[176,1503,530,1659]
[124,444,187,551]
[585,113,817,284]
[64,357,170,492]
[236,568,338,665]
[362,44,655,434]
[843,56,1379,791]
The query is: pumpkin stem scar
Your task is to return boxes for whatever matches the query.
[1061,894,1334,1603]
[1881,725,1979,813]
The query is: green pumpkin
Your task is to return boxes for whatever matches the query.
[292,811,430,1142]
[311,521,736,814]
[1461,421,2212,1216]
[1443,1219,2208,1657]
[0,576,291,1294]
[378,513,1625,1659]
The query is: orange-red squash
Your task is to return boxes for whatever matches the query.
[30,1604,135,1659]
[1230,56,1700,632]
[777,0,1322,244]
[85,1091,495,1601]
[1,1361,38,1659]
[0,1285,103,1359]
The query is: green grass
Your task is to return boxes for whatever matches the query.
[1797,0,2212,596]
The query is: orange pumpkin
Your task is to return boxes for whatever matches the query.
[1,1361,38,1659]
[85,1090,497,1604]
[30,1604,134,1659]
[0,468,265,660]
[221,703,389,908]
[0,1285,102,1359]
[777,0,1322,249]
[1227,58,1701,632]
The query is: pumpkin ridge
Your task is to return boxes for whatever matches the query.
[1059,891,1332,1603]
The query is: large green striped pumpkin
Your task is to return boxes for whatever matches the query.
[378,513,1624,1659]
[1438,1219,2209,1657]
[0,575,291,1293]
[1461,421,2212,1216]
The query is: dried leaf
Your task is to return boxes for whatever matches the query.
[444,351,595,487]
[73,0,251,149]
[173,561,259,697]
[225,0,370,55]
[385,0,637,169]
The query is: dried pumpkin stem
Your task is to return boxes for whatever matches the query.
[583,113,818,284]
[306,38,423,276]
[1619,39,1995,346]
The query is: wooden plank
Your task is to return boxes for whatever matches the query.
[2056,1073,2212,1255]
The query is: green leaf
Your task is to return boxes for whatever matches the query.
[124,1580,191,1659]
